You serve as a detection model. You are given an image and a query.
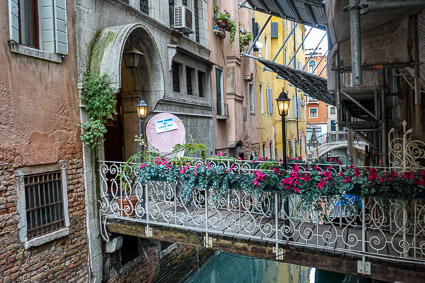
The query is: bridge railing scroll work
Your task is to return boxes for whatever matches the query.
[99,160,425,265]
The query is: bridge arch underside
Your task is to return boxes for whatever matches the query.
[318,144,366,158]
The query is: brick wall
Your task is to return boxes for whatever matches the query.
[0,158,89,282]
[104,238,214,283]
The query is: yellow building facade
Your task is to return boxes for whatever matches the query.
[254,14,307,160]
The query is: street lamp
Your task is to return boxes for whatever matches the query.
[123,45,144,74]
[276,90,291,169]
[136,98,148,157]
[276,90,291,241]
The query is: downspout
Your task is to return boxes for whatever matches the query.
[347,0,362,86]
[413,15,422,134]
[209,73,216,155]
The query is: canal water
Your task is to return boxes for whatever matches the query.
[186,251,371,283]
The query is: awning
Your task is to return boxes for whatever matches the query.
[257,57,335,105]
[245,0,327,30]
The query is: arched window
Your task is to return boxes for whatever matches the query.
[308,60,317,74]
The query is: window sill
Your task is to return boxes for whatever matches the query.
[10,43,62,63]
[216,115,229,120]
[24,228,69,249]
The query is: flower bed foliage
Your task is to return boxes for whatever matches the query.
[132,147,425,206]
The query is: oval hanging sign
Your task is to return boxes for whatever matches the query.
[146,113,186,153]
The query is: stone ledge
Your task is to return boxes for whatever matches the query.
[10,43,62,63]
[24,228,70,249]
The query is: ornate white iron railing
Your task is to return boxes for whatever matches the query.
[99,159,425,265]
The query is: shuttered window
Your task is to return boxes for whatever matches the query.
[9,0,68,55]
[298,98,302,119]
[267,87,273,115]
[249,83,255,114]
[271,22,278,38]
[293,95,297,118]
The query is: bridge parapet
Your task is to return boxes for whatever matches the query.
[99,159,425,270]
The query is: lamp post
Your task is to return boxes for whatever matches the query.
[276,90,291,169]
[276,90,291,240]
[136,98,148,159]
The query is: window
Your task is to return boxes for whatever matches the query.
[284,48,287,66]
[172,61,181,92]
[266,87,273,114]
[293,95,297,118]
[271,22,278,38]
[198,71,205,97]
[309,108,318,118]
[298,98,302,120]
[330,107,336,115]
[284,19,287,27]
[9,0,68,55]
[308,60,316,74]
[264,35,268,60]
[291,54,295,68]
[297,60,301,70]
[194,0,200,43]
[331,120,337,131]
[216,67,224,116]
[17,162,70,249]
[260,84,264,114]
[249,83,255,114]
[186,66,193,95]
[140,0,149,14]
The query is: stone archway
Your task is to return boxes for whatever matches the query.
[89,23,166,160]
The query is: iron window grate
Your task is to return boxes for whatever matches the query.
[140,0,148,15]
[24,171,64,240]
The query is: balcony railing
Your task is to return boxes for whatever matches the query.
[99,159,425,265]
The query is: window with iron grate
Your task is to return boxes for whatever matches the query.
[172,61,181,92]
[140,0,148,15]
[186,66,193,95]
[198,71,205,97]
[194,0,200,43]
[24,171,65,240]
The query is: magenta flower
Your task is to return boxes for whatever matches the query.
[216,152,223,156]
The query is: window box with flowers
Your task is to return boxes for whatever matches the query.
[213,11,236,45]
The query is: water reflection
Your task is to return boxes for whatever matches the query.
[186,251,314,283]
[186,252,372,283]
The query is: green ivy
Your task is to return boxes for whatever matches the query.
[78,73,117,150]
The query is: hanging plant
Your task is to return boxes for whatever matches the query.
[78,72,117,150]
[216,11,237,45]
[239,29,253,51]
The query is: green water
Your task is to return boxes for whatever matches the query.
[186,252,371,283]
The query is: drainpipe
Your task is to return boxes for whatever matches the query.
[381,71,387,166]
[347,0,362,86]
[413,15,422,134]
[209,74,216,155]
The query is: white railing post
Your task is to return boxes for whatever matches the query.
[145,181,149,223]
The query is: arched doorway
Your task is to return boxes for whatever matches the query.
[89,24,165,162]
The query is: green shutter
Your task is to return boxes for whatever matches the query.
[41,0,55,52]
[54,0,68,55]
[9,0,20,42]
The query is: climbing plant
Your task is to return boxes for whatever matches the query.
[78,73,117,150]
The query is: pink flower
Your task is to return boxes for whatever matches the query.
[401,171,415,180]
[216,152,223,156]
[343,176,352,184]
[337,159,342,165]
[368,168,378,181]
[330,157,334,162]
[354,169,361,178]
[420,170,425,179]
[298,156,303,161]
[238,157,242,160]
[180,168,185,174]
[253,179,260,187]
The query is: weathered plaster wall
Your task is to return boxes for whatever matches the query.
[75,0,214,281]
[208,0,259,157]
[0,0,89,281]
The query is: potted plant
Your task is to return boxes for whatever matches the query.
[239,29,253,51]
[215,11,236,45]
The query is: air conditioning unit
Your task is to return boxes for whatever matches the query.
[174,6,193,34]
